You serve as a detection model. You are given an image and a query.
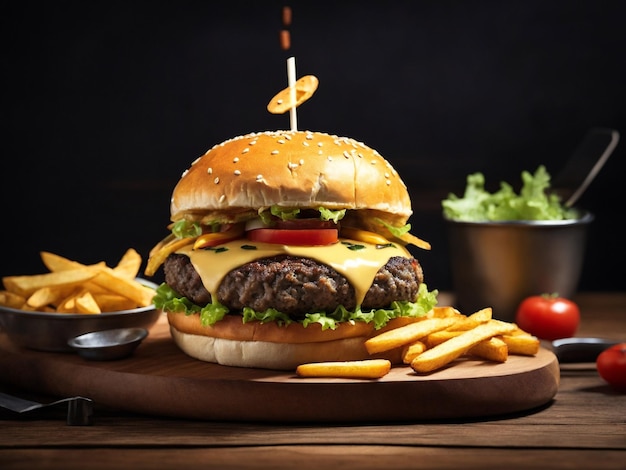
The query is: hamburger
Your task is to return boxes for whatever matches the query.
[145,130,437,369]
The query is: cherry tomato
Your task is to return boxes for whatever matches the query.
[515,294,580,340]
[247,228,338,246]
[596,343,626,392]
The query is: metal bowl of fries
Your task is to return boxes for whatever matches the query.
[0,249,162,352]
[0,279,161,353]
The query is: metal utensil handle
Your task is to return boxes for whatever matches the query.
[552,337,621,363]
[553,128,620,208]
[0,392,93,425]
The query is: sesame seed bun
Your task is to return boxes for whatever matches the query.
[148,129,433,370]
[170,130,412,230]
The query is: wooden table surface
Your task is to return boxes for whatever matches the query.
[1,292,625,470]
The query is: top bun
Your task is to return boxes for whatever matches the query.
[170,130,412,228]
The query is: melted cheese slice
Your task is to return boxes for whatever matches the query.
[177,239,411,307]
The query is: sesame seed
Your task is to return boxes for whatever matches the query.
[299,159,304,165]
[219,194,226,203]
[284,134,292,140]
[242,148,249,154]
[214,177,220,184]
[288,162,298,169]
[271,150,279,155]
[277,99,283,104]
[370,160,377,165]
[278,139,285,144]
[233,157,239,163]
[256,174,263,181]
[303,141,309,147]
[384,173,390,178]
[207,167,213,174]
[305,133,313,140]
[343,151,350,159]
[234,170,241,175]
[317,142,323,147]
[250,140,257,145]
[386,180,391,186]
[319,150,323,155]
[327,156,333,161]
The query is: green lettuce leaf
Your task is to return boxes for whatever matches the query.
[318,207,346,223]
[442,166,578,221]
[171,220,202,238]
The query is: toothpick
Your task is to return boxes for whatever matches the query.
[287,56,297,131]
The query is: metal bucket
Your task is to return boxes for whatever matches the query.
[444,211,594,322]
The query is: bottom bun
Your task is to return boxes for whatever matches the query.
[169,325,375,370]
[167,311,417,370]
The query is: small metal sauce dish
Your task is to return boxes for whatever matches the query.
[68,327,148,361]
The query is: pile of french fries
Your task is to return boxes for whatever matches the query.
[296,306,540,379]
[0,249,154,314]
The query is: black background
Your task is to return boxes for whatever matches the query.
[2,0,625,293]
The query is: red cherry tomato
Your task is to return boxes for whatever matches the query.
[596,343,626,392]
[515,294,580,340]
[247,228,338,246]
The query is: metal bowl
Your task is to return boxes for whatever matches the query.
[0,278,162,352]
[68,327,148,361]
[444,210,594,322]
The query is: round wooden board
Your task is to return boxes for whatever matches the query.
[0,314,559,422]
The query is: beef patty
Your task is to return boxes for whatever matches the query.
[163,253,423,318]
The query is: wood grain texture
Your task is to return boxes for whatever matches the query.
[0,313,559,422]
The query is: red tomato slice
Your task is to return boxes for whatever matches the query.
[247,228,338,246]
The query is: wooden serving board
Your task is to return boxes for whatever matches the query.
[0,313,559,422]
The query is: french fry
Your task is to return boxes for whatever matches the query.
[93,294,138,312]
[430,306,459,318]
[112,248,142,279]
[40,251,106,273]
[410,320,518,373]
[467,336,509,363]
[56,290,80,313]
[501,334,540,356]
[91,270,153,307]
[0,290,27,309]
[401,340,427,364]
[365,317,457,355]
[296,359,391,379]
[2,269,98,297]
[446,307,492,331]
[75,290,101,314]
[26,285,77,309]
[425,330,462,348]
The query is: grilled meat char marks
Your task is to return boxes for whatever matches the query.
[164,253,423,318]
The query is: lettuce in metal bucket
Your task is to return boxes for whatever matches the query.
[442,166,579,221]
